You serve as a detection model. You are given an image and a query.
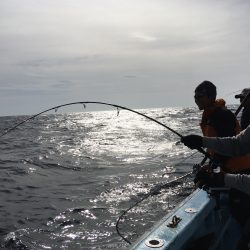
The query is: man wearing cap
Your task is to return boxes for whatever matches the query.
[235,88,250,130]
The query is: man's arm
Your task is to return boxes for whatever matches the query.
[203,126,250,157]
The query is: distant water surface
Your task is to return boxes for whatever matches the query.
[0,105,238,249]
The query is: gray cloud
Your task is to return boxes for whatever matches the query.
[0,0,250,115]
[15,55,105,68]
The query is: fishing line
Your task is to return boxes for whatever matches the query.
[115,171,193,245]
[162,151,199,177]
[225,89,242,96]
[116,148,199,244]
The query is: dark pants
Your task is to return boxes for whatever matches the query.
[237,218,250,250]
[230,189,250,250]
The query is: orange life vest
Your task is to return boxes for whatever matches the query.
[200,100,250,173]
[200,99,240,139]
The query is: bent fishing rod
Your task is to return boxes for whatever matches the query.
[0,101,181,138]
[0,101,210,158]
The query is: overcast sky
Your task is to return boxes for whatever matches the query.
[0,0,250,116]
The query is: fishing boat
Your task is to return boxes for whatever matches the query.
[130,188,241,250]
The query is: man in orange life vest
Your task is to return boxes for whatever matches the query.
[194,81,250,234]
[194,81,243,172]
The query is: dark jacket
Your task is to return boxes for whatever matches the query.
[241,106,250,130]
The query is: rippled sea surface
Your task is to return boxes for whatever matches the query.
[0,105,237,249]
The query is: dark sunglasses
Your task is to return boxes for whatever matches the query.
[194,94,205,99]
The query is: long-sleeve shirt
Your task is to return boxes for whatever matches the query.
[202,126,250,195]
[241,106,250,130]
[224,174,250,195]
[203,125,250,157]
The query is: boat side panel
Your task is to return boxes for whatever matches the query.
[131,189,215,250]
[131,189,241,250]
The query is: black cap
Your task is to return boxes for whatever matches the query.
[235,88,250,99]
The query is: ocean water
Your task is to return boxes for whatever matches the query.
[0,105,237,249]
